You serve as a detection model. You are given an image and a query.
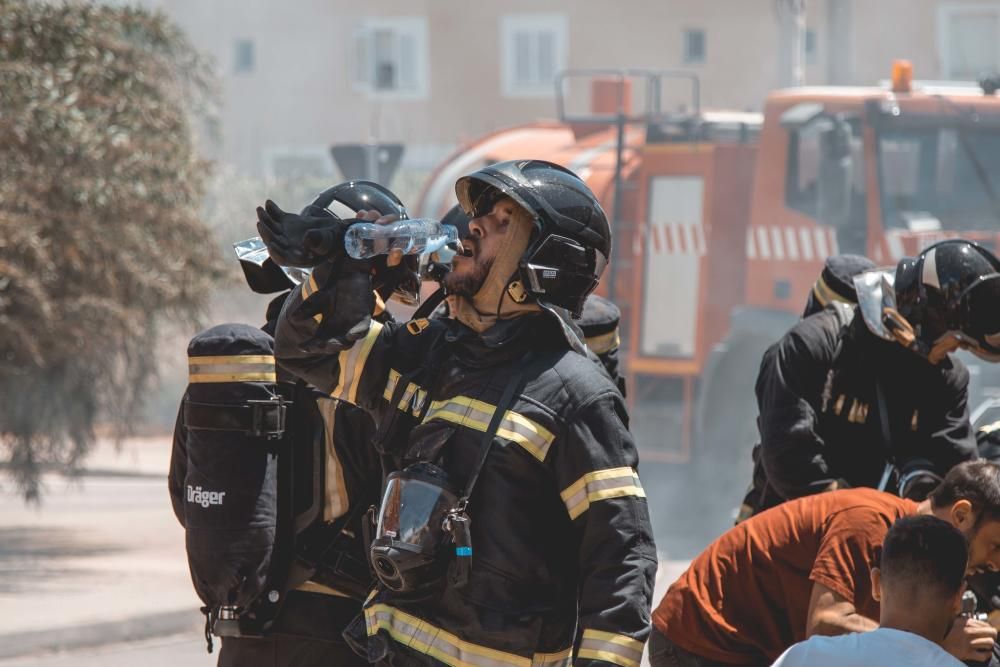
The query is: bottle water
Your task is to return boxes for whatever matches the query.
[344,219,459,260]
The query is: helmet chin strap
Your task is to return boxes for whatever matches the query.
[451,211,539,333]
[882,307,959,363]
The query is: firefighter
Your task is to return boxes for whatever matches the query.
[738,253,875,520]
[744,240,1000,517]
[170,181,407,667]
[443,203,627,396]
[258,159,657,666]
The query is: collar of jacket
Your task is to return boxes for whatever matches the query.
[443,314,563,369]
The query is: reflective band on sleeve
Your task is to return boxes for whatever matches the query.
[300,273,323,323]
[332,321,384,404]
[422,395,555,462]
[383,369,429,414]
[316,397,349,522]
[188,355,276,383]
[577,629,644,667]
[560,467,646,520]
[585,328,620,355]
[364,603,571,667]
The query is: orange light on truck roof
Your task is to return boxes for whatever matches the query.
[891,59,913,93]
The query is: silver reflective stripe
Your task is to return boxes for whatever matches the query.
[577,630,644,667]
[187,355,276,383]
[332,321,384,403]
[188,362,274,376]
[560,467,646,520]
[422,395,555,462]
[365,603,571,667]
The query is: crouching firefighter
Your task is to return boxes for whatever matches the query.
[744,240,1000,519]
[258,159,658,666]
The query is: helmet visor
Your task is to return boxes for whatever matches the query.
[960,273,1000,361]
[375,472,458,554]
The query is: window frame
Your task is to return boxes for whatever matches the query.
[234,38,255,75]
[682,28,706,65]
[937,3,1000,80]
[352,16,430,100]
[500,13,569,98]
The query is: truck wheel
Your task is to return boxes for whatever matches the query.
[692,338,771,539]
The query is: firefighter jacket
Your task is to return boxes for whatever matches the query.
[274,278,658,667]
[753,305,976,505]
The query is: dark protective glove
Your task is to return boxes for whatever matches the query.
[256,200,351,268]
[291,259,376,352]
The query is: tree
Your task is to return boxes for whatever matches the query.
[0,0,224,500]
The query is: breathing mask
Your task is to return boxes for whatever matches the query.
[369,462,471,593]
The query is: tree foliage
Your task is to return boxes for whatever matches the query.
[0,0,223,499]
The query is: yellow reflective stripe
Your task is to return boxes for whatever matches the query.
[383,369,429,414]
[812,274,850,308]
[332,321,384,403]
[316,398,349,522]
[189,372,277,383]
[189,355,274,365]
[365,603,571,667]
[188,355,276,383]
[299,273,323,323]
[423,395,555,462]
[296,580,350,598]
[585,328,620,355]
[530,648,573,667]
[578,630,643,667]
[560,467,646,520]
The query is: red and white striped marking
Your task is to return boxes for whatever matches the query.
[644,222,707,256]
[747,226,838,261]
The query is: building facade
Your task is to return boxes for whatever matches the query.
[140,0,1000,199]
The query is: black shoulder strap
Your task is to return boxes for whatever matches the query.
[456,351,539,510]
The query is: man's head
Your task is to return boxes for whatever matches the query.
[929,460,1000,573]
[453,160,610,317]
[891,240,1000,364]
[871,515,968,631]
[442,196,531,298]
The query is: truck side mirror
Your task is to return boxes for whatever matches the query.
[817,116,854,230]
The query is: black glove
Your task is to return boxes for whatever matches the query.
[291,259,376,352]
[256,200,350,268]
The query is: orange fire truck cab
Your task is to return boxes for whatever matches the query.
[417,67,1000,514]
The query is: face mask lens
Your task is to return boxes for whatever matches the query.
[375,474,457,551]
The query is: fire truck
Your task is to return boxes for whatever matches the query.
[417,64,1000,523]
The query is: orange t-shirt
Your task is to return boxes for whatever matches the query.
[652,488,918,665]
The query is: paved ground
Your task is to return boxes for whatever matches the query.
[0,437,203,660]
[0,436,691,664]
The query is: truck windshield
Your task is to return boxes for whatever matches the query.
[878,125,1000,231]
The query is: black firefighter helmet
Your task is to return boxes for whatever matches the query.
[893,239,1000,362]
[454,159,610,317]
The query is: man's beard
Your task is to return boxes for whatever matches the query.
[443,255,494,297]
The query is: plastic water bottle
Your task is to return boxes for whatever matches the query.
[344,219,459,260]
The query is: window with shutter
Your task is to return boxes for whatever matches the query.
[501,14,568,97]
[938,4,1000,80]
[352,17,428,98]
